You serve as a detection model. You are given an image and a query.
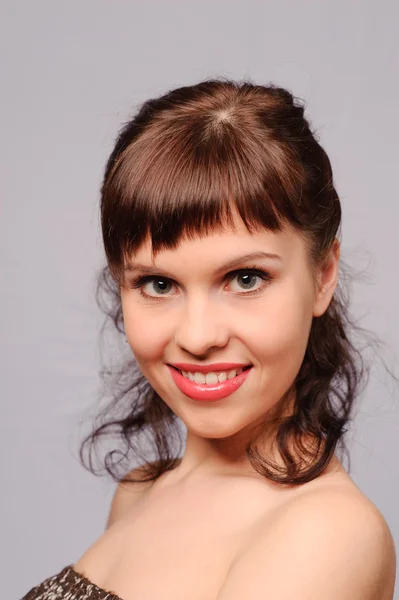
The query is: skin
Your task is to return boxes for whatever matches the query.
[121,211,340,480]
[72,211,396,599]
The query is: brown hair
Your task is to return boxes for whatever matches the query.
[80,77,395,485]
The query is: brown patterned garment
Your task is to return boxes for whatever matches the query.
[21,565,124,600]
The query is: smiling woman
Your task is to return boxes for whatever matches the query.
[22,79,397,600]
[118,217,337,438]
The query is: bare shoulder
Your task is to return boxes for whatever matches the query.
[105,462,157,529]
[217,484,396,600]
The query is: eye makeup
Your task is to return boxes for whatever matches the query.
[126,267,273,301]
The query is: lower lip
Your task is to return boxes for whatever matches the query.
[167,365,252,402]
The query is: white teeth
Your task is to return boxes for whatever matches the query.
[205,372,218,385]
[181,368,244,384]
[193,372,206,384]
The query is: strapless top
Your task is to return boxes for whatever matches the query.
[21,564,123,600]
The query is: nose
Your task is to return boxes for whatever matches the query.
[173,294,230,357]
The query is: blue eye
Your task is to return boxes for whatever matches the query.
[233,273,260,290]
[227,269,272,294]
[145,278,173,295]
[130,276,175,299]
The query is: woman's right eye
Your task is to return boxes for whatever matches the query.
[129,276,177,300]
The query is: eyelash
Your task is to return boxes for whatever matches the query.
[127,268,273,301]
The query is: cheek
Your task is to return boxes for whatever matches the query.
[245,289,313,365]
[122,302,171,362]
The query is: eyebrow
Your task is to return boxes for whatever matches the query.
[124,251,282,276]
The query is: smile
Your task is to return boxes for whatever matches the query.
[177,367,247,384]
[167,365,253,402]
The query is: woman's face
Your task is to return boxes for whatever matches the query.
[121,213,339,444]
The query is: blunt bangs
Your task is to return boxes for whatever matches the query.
[101,85,309,284]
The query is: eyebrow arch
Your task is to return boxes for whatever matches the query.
[124,251,282,276]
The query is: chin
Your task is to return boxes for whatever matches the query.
[185,418,250,441]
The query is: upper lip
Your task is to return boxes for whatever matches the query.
[169,362,252,373]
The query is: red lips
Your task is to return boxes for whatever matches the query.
[169,362,251,373]
[167,364,253,401]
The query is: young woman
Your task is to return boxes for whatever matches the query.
[23,79,396,600]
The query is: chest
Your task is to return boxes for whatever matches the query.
[75,479,291,600]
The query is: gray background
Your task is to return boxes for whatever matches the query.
[1,1,398,597]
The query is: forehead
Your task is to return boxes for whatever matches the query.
[125,217,307,271]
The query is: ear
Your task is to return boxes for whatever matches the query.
[312,239,340,318]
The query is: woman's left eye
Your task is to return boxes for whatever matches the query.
[227,269,272,294]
